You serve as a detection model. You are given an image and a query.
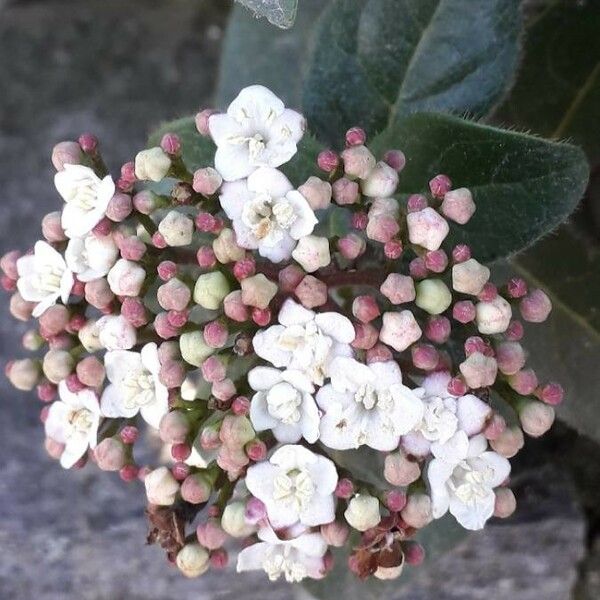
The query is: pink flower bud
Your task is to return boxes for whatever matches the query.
[494,487,516,518]
[172,443,192,462]
[210,549,229,571]
[160,361,185,388]
[362,162,399,198]
[94,438,127,471]
[335,478,354,499]
[351,322,379,350]
[384,239,403,259]
[160,133,181,155]
[37,381,57,403]
[401,494,433,528]
[195,108,216,136]
[201,356,226,383]
[520,400,554,438]
[383,149,406,172]
[39,305,70,337]
[520,289,552,323]
[452,258,490,295]
[345,127,367,147]
[78,133,98,154]
[240,274,277,310]
[0,250,20,280]
[232,257,255,281]
[298,176,332,211]
[490,426,524,458]
[132,190,158,214]
[448,376,468,396]
[41,211,66,242]
[83,279,113,309]
[483,413,506,440]
[464,336,490,357]
[407,207,450,251]
[45,437,65,460]
[459,352,498,389]
[332,177,360,205]
[107,259,145,297]
[380,273,415,305]
[121,296,148,327]
[384,452,421,486]
[476,296,512,334]
[411,344,439,370]
[380,311,422,352]
[246,439,268,462]
[321,522,350,547]
[213,228,245,263]
[196,246,217,269]
[154,312,178,340]
[106,193,132,222]
[118,236,146,261]
[451,244,471,264]
[51,141,82,170]
[273,266,302,295]
[157,278,191,312]
[219,414,254,447]
[424,316,451,344]
[508,368,538,395]
[366,213,399,244]
[505,319,524,341]
[441,187,476,224]
[478,282,498,302]
[496,341,526,375]
[151,232,166,249]
[76,355,105,388]
[317,150,340,173]
[407,194,428,213]
[384,490,408,512]
[197,519,228,550]
[6,358,40,391]
[337,233,366,260]
[192,167,222,196]
[506,277,528,299]
[403,542,425,566]
[223,291,249,322]
[120,425,139,445]
[409,257,428,279]
[351,212,368,230]
[295,275,328,309]
[538,382,564,406]
[181,473,212,504]
[212,378,236,402]
[352,295,380,323]
[230,395,250,416]
[429,174,452,198]
[424,249,448,273]
[341,145,376,179]
[203,320,228,349]
[366,343,394,364]
[452,300,476,323]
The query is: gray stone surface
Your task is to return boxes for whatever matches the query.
[0,1,594,599]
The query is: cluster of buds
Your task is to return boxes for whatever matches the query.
[2,85,561,584]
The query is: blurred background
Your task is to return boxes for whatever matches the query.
[0,1,598,598]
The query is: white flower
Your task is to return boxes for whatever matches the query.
[96,314,137,350]
[209,85,305,182]
[427,431,510,530]
[16,241,73,317]
[54,164,115,238]
[45,381,101,469]
[252,299,355,385]
[237,526,327,582]
[219,167,317,262]
[317,358,424,451]
[402,371,492,458]
[245,445,338,529]
[248,366,320,444]
[65,232,118,282]
[100,342,168,428]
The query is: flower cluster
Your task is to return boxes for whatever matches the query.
[2,85,562,584]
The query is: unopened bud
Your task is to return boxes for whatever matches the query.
[452,259,490,296]
[144,466,179,505]
[134,147,171,182]
[415,279,452,315]
[476,296,512,334]
[292,235,331,273]
[94,437,127,471]
[384,452,421,486]
[520,289,552,323]
[181,473,212,504]
[193,272,230,310]
[42,349,74,384]
[298,176,332,211]
[401,494,433,528]
[380,311,422,352]
[321,521,350,547]
[179,331,214,367]
[361,161,399,198]
[341,145,376,179]
[494,487,516,518]
[240,274,277,309]
[51,141,82,170]
[176,543,209,578]
[441,187,476,224]
[6,358,40,390]
[407,208,449,251]
[158,211,194,247]
[344,494,381,531]
[459,352,498,389]
[380,273,415,305]
[221,501,255,538]
[519,399,555,437]
[490,426,524,458]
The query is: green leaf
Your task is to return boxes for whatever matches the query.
[498,225,600,443]
[302,515,468,599]
[148,117,215,173]
[235,0,299,29]
[372,112,589,262]
[303,0,522,145]
[495,0,600,165]
[279,134,323,186]
[216,1,327,107]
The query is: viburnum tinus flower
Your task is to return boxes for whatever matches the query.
[1,84,565,587]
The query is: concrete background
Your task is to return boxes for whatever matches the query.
[0,1,598,598]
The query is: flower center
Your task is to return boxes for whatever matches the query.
[266,382,302,425]
[68,179,101,211]
[354,384,393,412]
[272,468,314,511]
[33,263,65,294]
[228,132,268,163]
[420,397,458,443]
[263,547,307,583]
[448,460,494,506]
[67,407,94,436]
[241,195,297,242]
[122,371,157,409]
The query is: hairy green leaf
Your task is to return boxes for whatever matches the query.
[235,0,298,29]
[304,0,522,145]
[495,0,600,165]
[372,113,589,262]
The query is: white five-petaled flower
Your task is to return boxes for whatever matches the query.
[45,381,102,469]
[96,314,137,350]
[427,431,510,530]
[245,445,338,529]
[252,299,355,386]
[248,366,320,444]
[317,358,424,451]
[219,167,317,262]
[209,85,305,182]
[100,342,168,428]
[54,164,115,238]
[16,241,74,317]
[402,371,492,458]
[65,232,119,282]
[237,526,327,583]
